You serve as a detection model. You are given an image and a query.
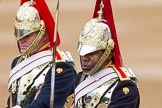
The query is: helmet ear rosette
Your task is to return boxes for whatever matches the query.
[14,1,45,40]
[78,18,114,56]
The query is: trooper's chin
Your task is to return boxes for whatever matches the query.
[20,50,25,54]
[82,69,90,73]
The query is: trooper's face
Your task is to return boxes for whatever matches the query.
[18,32,38,53]
[18,31,49,54]
[80,50,104,73]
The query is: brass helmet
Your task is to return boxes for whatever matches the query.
[14,1,45,41]
[14,1,46,58]
[78,18,114,56]
[14,0,60,58]
[77,2,114,75]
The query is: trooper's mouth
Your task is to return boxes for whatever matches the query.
[81,65,92,72]
[20,46,28,50]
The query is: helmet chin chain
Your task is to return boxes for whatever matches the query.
[17,23,45,64]
[84,39,114,76]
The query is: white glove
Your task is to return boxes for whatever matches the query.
[12,105,21,108]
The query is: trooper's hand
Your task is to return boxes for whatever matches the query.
[12,105,21,108]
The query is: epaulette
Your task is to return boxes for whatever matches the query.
[56,48,74,62]
[112,65,131,81]
[61,50,76,69]
[56,48,76,67]
[60,51,74,63]
[55,48,65,62]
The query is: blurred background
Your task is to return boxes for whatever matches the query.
[0,0,162,108]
